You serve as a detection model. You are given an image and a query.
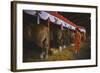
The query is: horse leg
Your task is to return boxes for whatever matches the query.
[43,35,49,59]
[44,33,49,59]
[40,34,49,59]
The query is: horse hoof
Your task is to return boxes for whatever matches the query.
[40,55,44,59]
[59,46,63,52]
[63,45,66,48]
[45,55,48,59]
[40,52,45,59]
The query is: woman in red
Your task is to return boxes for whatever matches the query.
[74,28,81,54]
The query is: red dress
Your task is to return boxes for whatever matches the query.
[75,31,81,53]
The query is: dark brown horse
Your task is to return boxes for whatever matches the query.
[57,28,75,51]
[50,25,65,52]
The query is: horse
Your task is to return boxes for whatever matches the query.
[23,23,49,59]
[58,28,75,51]
[49,25,66,52]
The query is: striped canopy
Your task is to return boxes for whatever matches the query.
[24,10,86,33]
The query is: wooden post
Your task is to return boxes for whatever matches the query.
[48,18,50,50]
[68,29,70,45]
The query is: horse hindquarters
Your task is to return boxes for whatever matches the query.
[24,24,49,59]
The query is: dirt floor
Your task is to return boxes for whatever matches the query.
[23,42,91,62]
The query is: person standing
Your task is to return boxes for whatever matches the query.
[74,28,81,54]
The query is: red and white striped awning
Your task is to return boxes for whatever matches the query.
[24,10,86,33]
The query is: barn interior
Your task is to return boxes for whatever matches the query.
[23,10,91,62]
